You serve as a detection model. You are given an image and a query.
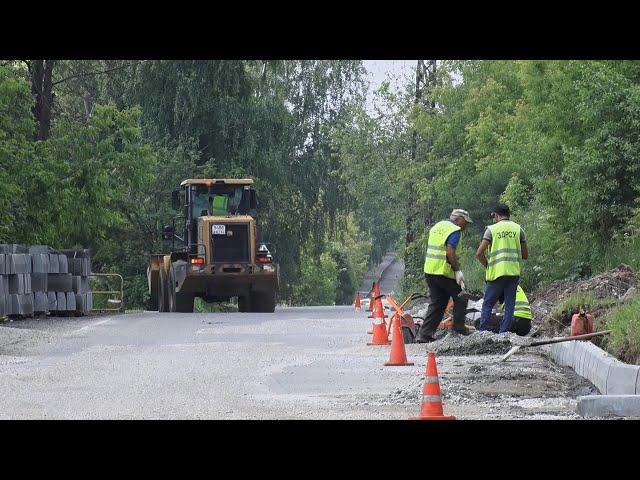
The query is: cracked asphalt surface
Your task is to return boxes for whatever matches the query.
[0,304,594,419]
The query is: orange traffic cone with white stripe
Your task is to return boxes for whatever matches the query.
[367,294,382,333]
[354,292,362,312]
[367,282,376,312]
[368,296,390,346]
[410,352,456,420]
[384,313,414,366]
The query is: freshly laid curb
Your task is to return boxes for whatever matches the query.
[576,395,640,418]
[542,340,640,417]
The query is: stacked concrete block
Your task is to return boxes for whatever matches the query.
[48,253,60,274]
[63,250,92,315]
[75,291,93,313]
[66,292,76,312]
[47,291,57,311]
[48,273,73,292]
[34,291,48,313]
[0,276,5,316]
[1,244,94,319]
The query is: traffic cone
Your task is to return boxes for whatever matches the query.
[368,297,390,346]
[410,352,456,420]
[367,297,384,335]
[367,282,376,312]
[367,296,387,334]
[384,313,414,366]
[354,292,361,312]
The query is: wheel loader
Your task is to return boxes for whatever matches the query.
[148,179,279,313]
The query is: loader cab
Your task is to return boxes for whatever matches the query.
[188,183,257,219]
[177,179,258,255]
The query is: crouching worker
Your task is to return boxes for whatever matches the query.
[474,285,532,335]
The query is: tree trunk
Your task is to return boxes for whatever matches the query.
[30,59,55,141]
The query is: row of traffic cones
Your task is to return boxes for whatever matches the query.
[353,282,455,420]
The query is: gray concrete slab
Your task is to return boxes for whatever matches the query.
[31,273,48,292]
[72,276,89,294]
[7,294,21,315]
[66,292,76,312]
[47,292,57,311]
[28,245,52,254]
[48,274,72,292]
[48,254,59,274]
[0,244,26,254]
[30,253,50,274]
[56,292,66,311]
[21,293,34,316]
[58,255,68,274]
[577,395,640,418]
[7,254,30,274]
[606,364,640,395]
[34,291,48,313]
[8,274,28,295]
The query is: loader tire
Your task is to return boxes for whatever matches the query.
[149,269,160,312]
[250,290,276,313]
[166,264,177,313]
[158,267,168,312]
[237,295,250,313]
[175,292,194,313]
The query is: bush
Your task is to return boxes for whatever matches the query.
[290,247,338,306]
[604,295,640,364]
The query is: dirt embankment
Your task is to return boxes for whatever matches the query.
[530,265,639,339]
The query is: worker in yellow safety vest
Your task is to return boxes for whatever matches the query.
[475,203,528,333]
[475,284,532,336]
[416,208,473,343]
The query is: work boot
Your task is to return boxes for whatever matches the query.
[452,326,471,336]
[415,335,436,343]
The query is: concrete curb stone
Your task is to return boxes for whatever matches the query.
[577,395,640,418]
[606,364,640,395]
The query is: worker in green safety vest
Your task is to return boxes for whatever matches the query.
[474,285,532,336]
[416,208,473,343]
[211,194,229,216]
[475,203,528,333]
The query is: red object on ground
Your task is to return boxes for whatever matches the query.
[410,352,456,420]
[354,292,361,311]
[437,299,455,329]
[571,312,594,336]
[384,314,414,366]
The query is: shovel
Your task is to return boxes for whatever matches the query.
[499,329,612,362]
[457,280,477,301]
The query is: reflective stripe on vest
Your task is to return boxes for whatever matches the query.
[485,220,521,281]
[514,286,532,320]
[424,220,461,279]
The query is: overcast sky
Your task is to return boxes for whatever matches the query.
[362,60,416,111]
[363,60,416,89]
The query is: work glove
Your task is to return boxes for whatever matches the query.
[455,270,465,286]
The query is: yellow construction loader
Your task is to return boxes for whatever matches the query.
[148,179,279,312]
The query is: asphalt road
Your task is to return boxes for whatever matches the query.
[0,306,589,419]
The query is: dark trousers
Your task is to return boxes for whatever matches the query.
[417,274,468,339]
[479,275,519,333]
[475,315,531,336]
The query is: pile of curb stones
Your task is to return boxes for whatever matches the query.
[0,244,92,319]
